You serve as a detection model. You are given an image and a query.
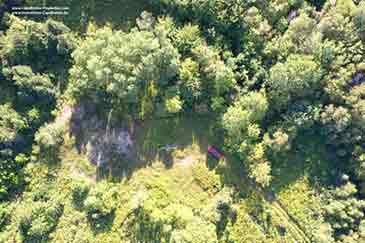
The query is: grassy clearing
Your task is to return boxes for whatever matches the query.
[57,118,329,243]
[51,116,292,242]
[134,115,217,160]
[215,156,308,243]
[109,115,220,213]
[116,115,220,173]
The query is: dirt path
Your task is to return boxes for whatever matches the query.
[176,155,196,166]
[242,173,312,243]
[269,200,311,243]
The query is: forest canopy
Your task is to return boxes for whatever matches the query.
[0,0,365,242]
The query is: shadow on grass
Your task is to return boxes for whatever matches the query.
[119,114,221,179]
[269,133,344,195]
[69,105,222,182]
[211,132,344,205]
[88,210,116,234]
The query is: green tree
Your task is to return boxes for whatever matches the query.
[33,120,66,162]
[267,54,321,110]
[18,200,64,242]
[322,180,365,242]
[0,16,75,76]
[68,20,180,115]
[222,92,271,186]
[0,104,27,200]
[320,104,352,151]
[174,24,203,56]
[354,2,365,41]
[71,180,90,208]
[84,183,117,230]
[313,223,335,243]
[222,91,268,138]
[192,43,236,99]
[179,58,202,106]
[0,104,26,144]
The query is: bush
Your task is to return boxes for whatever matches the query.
[165,96,183,113]
[71,180,90,208]
[0,103,26,144]
[19,200,64,242]
[83,183,117,229]
[34,120,66,162]
[192,163,222,195]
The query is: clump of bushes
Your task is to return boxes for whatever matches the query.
[83,182,118,230]
[33,120,67,163]
[192,163,222,195]
[71,180,90,208]
[18,200,64,242]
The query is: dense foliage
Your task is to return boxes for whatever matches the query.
[1,0,365,242]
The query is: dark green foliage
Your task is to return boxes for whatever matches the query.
[71,180,90,208]
[11,66,54,96]
[33,120,66,163]
[1,1,365,242]
[22,0,152,32]
[0,103,26,144]
[354,2,365,41]
[10,66,56,108]
[0,151,27,200]
[320,105,352,150]
[267,54,322,110]
[0,16,75,200]
[19,200,64,242]
[0,104,27,200]
[83,183,117,230]
[0,16,75,77]
[0,203,11,232]
[68,20,180,116]
[321,178,365,242]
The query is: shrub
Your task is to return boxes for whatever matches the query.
[192,163,222,195]
[165,96,183,114]
[33,120,66,162]
[83,183,117,229]
[18,200,64,242]
[71,180,90,208]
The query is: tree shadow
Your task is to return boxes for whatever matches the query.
[269,133,344,195]
[118,114,220,180]
[69,105,220,182]
[88,210,116,234]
